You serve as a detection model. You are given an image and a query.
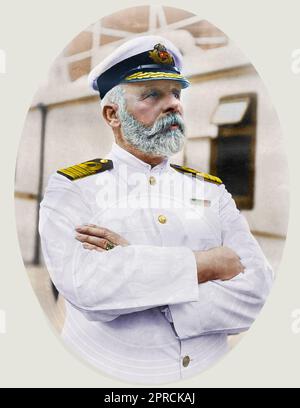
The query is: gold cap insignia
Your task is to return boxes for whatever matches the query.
[149,43,174,65]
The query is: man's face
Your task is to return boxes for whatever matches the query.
[122,80,183,126]
[117,80,186,157]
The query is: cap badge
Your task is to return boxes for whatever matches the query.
[149,43,174,65]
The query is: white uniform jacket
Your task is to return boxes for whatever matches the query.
[39,142,273,384]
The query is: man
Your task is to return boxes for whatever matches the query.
[39,35,273,384]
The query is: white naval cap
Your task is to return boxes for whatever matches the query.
[88,35,190,99]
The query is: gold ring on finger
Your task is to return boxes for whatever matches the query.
[105,242,116,251]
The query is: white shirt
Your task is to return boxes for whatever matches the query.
[39,142,273,384]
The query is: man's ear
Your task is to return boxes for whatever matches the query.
[102,104,121,128]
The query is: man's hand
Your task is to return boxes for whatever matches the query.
[194,247,244,283]
[75,224,130,252]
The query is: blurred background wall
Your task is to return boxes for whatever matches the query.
[15,6,289,334]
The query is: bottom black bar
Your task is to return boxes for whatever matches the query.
[0,388,298,405]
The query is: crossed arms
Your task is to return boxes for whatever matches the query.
[75,225,245,283]
[39,173,274,338]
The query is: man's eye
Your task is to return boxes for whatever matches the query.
[147,91,159,98]
[173,91,181,99]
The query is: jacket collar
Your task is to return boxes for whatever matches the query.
[107,142,170,174]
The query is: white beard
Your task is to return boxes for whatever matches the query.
[117,100,186,157]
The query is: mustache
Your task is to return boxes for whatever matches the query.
[144,113,185,137]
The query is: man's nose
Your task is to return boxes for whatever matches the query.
[162,94,182,114]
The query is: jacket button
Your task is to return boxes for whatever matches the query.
[149,176,156,185]
[158,215,167,224]
[182,355,190,367]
